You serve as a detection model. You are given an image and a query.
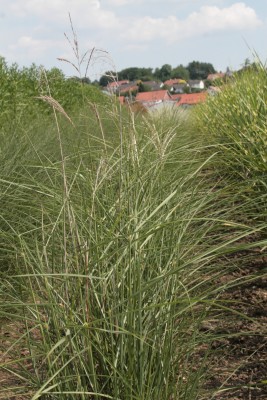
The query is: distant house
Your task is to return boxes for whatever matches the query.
[118,82,139,94]
[106,80,129,93]
[171,94,182,101]
[188,80,205,90]
[207,73,225,81]
[136,90,172,108]
[176,92,207,107]
[142,81,164,91]
[172,82,189,94]
[164,78,186,87]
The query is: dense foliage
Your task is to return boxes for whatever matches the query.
[186,61,216,80]
[99,60,217,85]
[118,66,154,81]
[196,62,267,193]
[0,56,109,128]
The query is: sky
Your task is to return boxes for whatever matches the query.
[0,0,267,80]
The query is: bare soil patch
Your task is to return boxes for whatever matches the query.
[201,255,267,399]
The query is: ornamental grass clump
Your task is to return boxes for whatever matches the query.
[1,96,259,399]
[195,61,267,191]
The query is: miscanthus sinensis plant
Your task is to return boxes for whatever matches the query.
[195,60,267,190]
[1,93,264,399]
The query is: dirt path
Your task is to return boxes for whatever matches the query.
[0,321,35,399]
[202,255,267,399]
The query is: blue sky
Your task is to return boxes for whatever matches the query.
[0,0,267,79]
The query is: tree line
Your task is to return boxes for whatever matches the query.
[99,61,216,86]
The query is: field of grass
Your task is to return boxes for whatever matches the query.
[0,59,266,399]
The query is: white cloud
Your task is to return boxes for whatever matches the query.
[7,1,261,41]
[106,0,223,4]
[124,43,147,51]
[10,35,60,52]
[106,0,134,5]
[126,2,262,42]
[10,0,100,14]
[7,35,65,60]
[9,0,119,30]
[2,0,264,75]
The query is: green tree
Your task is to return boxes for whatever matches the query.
[171,65,189,80]
[81,77,91,85]
[242,58,251,69]
[138,82,152,92]
[99,71,117,87]
[154,64,172,81]
[239,58,258,74]
[118,67,153,81]
[0,56,8,74]
[187,61,216,80]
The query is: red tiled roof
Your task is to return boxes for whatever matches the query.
[177,92,207,106]
[107,80,129,88]
[136,90,171,103]
[164,78,185,86]
[119,85,138,93]
[171,94,182,101]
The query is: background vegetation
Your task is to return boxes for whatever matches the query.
[98,61,216,86]
[0,56,109,129]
